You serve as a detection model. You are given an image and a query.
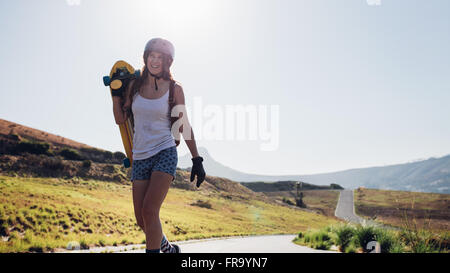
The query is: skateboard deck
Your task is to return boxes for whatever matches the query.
[103,60,140,168]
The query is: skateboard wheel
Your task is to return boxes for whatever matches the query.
[134,70,140,78]
[103,76,111,86]
[123,158,131,168]
[110,79,123,90]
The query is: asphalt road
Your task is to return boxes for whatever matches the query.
[334,189,366,224]
[125,234,336,253]
[66,234,337,253]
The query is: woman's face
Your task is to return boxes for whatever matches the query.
[147,51,164,76]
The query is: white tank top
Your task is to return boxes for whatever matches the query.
[131,89,176,160]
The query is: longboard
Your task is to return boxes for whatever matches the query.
[103,60,140,168]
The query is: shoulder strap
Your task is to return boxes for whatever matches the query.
[168,80,180,147]
[169,80,175,104]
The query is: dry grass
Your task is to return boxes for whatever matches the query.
[263,190,341,217]
[0,174,340,252]
[354,188,450,232]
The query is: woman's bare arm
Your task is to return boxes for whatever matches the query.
[173,84,199,158]
[112,80,134,125]
[112,96,126,125]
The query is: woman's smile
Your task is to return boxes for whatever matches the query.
[148,52,164,75]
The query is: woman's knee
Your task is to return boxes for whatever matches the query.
[141,203,160,220]
[134,210,145,229]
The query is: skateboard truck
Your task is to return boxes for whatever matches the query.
[103,68,141,97]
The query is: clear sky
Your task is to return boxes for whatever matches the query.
[1,0,449,175]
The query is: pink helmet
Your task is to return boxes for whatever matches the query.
[144,38,175,60]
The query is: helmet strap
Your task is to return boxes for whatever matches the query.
[149,72,161,91]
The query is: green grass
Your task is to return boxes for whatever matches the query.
[0,175,340,252]
[293,226,334,250]
[293,222,449,253]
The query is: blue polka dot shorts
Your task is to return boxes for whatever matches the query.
[131,146,178,182]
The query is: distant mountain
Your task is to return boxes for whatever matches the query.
[179,147,450,194]
[241,181,344,192]
[178,147,303,182]
[299,155,450,194]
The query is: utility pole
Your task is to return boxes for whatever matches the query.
[296,181,305,208]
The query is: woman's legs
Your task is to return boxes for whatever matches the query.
[132,179,150,231]
[142,170,173,250]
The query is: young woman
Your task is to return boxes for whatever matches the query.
[112,38,206,253]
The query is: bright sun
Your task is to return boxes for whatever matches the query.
[143,0,222,28]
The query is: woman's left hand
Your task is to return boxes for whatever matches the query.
[190,156,205,187]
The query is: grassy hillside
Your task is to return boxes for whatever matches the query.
[354,188,450,232]
[263,190,341,217]
[0,173,340,253]
[0,119,127,167]
[241,181,342,217]
[0,119,94,150]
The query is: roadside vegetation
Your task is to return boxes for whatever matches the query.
[294,222,449,253]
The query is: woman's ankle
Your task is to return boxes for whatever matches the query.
[145,248,160,253]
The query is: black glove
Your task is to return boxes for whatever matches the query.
[190,156,205,188]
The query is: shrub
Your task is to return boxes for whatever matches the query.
[80,147,114,163]
[28,245,44,253]
[303,229,333,250]
[399,229,442,253]
[98,239,106,247]
[59,148,83,161]
[333,224,356,252]
[0,222,9,236]
[330,183,344,190]
[190,200,213,209]
[313,240,332,250]
[345,242,358,253]
[374,228,401,253]
[354,225,378,253]
[282,197,295,206]
[113,151,126,161]
[388,241,406,253]
[100,150,113,161]
[15,140,51,156]
[80,239,89,250]
[42,156,65,170]
[82,160,92,169]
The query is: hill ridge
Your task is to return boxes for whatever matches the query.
[0,118,95,150]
